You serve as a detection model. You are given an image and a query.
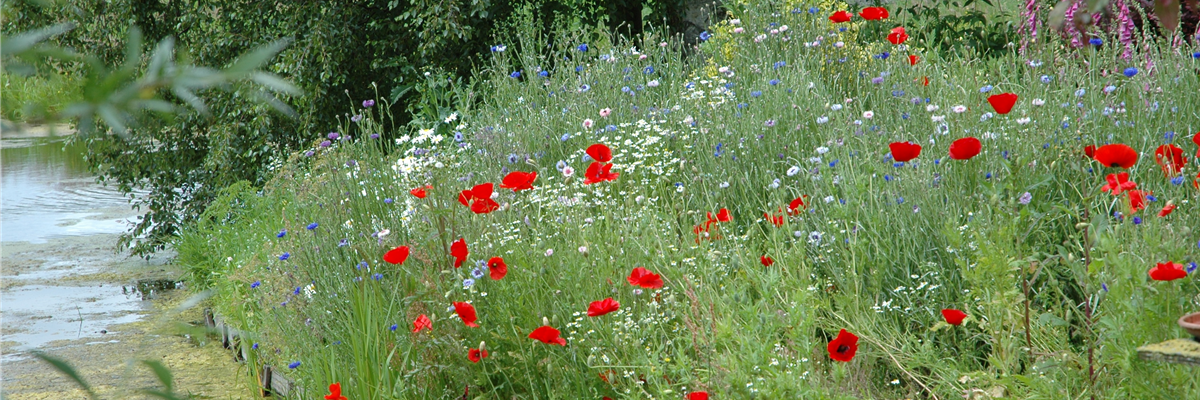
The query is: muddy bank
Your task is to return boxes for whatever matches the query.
[0,234,250,399]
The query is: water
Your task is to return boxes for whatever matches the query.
[1,127,137,243]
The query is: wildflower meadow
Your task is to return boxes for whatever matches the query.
[177,1,1200,399]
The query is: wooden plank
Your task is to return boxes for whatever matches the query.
[261,365,273,397]
[1137,338,1200,366]
[270,367,295,397]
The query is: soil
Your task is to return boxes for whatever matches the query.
[1,234,253,399]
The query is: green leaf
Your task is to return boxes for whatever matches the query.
[142,359,176,394]
[249,71,302,96]
[226,38,293,76]
[0,23,75,57]
[31,351,99,400]
[1154,0,1181,32]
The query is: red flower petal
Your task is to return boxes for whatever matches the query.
[760,255,774,267]
[941,309,967,325]
[412,314,432,333]
[889,141,922,162]
[383,245,410,265]
[787,195,809,215]
[859,6,889,20]
[325,382,347,400]
[488,257,508,280]
[586,143,613,163]
[886,26,908,45]
[1154,144,1187,176]
[716,208,732,222]
[1149,262,1187,281]
[948,137,982,160]
[410,186,428,198]
[453,302,479,327]
[688,392,710,400]
[829,10,852,23]
[500,171,538,192]
[587,298,620,317]
[1128,190,1149,213]
[908,55,919,66]
[827,329,859,362]
[468,348,488,363]
[627,267,664,289]
[1093,144,1138,168]
[528,325,567,345]
[1100,172,1136,196]
[1084,145,1097,159]
[1158,203,1177,217]
[451,238,468,268]
[986,93,1018,114]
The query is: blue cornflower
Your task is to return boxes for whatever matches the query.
[338,239,349,247]
[293,287,301,295]
[471,268,485,279]
[577,43,589,52]
[714,143,725,157]
[979,85,993,93]
[643,66,655,74]
[829,159,838,167]
[1165,131,1176,140]
[1146,195,1157,202]
[507,153,519,163]
[538,70,549,77]
[277,229,286,238]
[901,112,909,119]
[621,86,631,93]
[1101,283,1109,292]
[896,197,905,204]
[384,198,393,204]
[251,281,261,289]
[358,261,369,270]
[510,71,521,78]
[699,31,711,41]
[605,124,617,132]
[1123,67,1138,77]
[875,52,890,59]
[769,79,780,86]
[773,61,786,69]
[372,273,383,281]
[893,162,905,168]
[1041,75,1052,83]
[1194,52,1200,59]
[1089,38,1103,46]
[751,90,763,98]
[560,133,571,142]
[1171,176,1185,185]
[575,65,584,72]
[490,44,505,52]
[685,82,695,89]
[390,324,398,331]
[1188,262,1198,274]
[579,84,590,92]
[809,7,819,13]
[884,175,893,182]
[463,278,475,288]
[288,361,301,369]
[279,252,290,261]
[1133,216,1143,225]
[306,222,318,230]
[252,343,259,350]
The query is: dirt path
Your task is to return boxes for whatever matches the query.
[1,234,251,399]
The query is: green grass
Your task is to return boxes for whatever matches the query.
[1,72,81,123]
[179,1,1200,399]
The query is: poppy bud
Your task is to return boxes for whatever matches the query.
[1075,222,1091,230]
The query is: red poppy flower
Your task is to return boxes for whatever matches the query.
[715,208,732,222]
[859,6,889,20]
[488,257,507,280]
[384,245,410,265]
[1093,144,1138,168]
[918,76,929,86]
[528,325,567,345]
[985,93,1018,114]
[787,195,809,215]
[500,171,538,192]
[948,137,982,160]
[1149,262,1187,281]
[908,55,919,66]
[1128,190,1149,213]
[453,302,479,327]
[941,309,967,325]
[829,10,852,23]
[583,161,620,184]
[1100,172,1137,195]
[468,348,489,363]
[627,267,664,289]
[889,141,922,162]
[412,314,432,333]
[688,392,710,400]
[760,255,775,267]
[458,183,500,214]
[1159,202,1177,217]
[763,212,785,227]
[1084,145,1097,159]
[1154,144,1187,176]
[451,238,468,268]
[325,382,347,400]
[827,329,859,362]
[410,186,429,199]
[587,143,613,163]
[886,26,908,45]
[1194,131,1200,157]
[587,297,620,317]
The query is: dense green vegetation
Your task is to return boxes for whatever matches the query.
[174,0,1200,398]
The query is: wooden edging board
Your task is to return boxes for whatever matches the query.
[204,308,299,397]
